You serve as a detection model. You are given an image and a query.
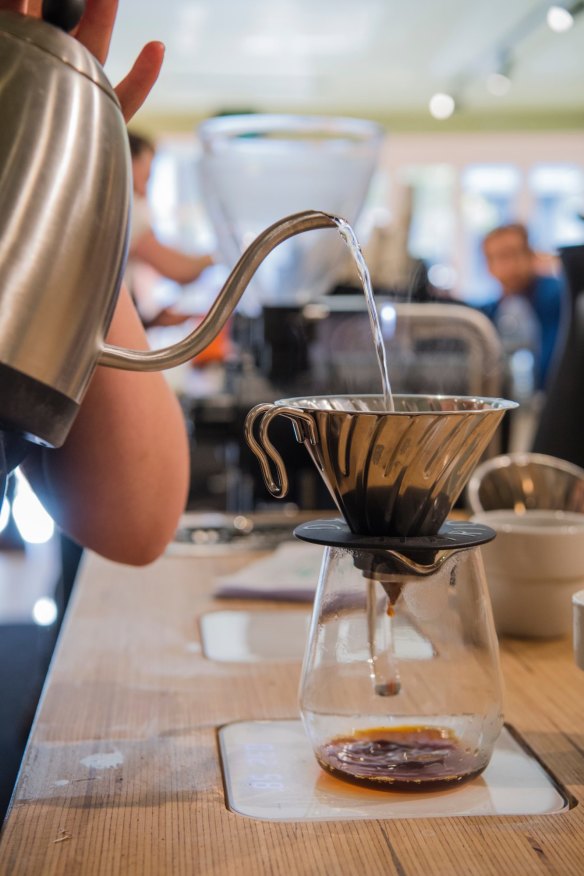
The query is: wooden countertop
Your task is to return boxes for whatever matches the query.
[1,543,584,875]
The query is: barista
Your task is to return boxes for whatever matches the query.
[126,132,214,327]
[6,0,190,566]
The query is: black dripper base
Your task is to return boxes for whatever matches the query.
[294,518,496,577]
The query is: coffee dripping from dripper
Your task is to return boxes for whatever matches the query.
[246,393,517,790]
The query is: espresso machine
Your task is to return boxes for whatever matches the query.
[246,393,516,790]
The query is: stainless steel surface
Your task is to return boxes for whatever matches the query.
[0,18,340,451]
[99,210,340,370]
[246,394,517,537]
[0,11,129,401]
[0,16,341,447]
[467,452,584,515]
[2,10,111,90]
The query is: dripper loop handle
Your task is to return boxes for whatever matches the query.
[244,403,318,498]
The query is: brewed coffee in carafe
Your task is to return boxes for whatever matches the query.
[296,527,503,790]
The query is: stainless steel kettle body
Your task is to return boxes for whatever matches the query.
[0,11,131,447]
[0,13,344,450]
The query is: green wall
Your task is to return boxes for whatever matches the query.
[131,107,584,138]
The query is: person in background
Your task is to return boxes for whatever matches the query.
[127,132,214,327]
[3,0,191,566]
[481,223,565,390]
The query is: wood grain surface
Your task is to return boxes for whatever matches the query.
[1,545,583,876]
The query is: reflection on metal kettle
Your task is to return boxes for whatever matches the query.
[0,11,339,449]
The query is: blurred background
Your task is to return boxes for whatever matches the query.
[112,0,584,304]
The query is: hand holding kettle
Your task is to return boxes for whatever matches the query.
[0,0,339,562]
[0,0,166,447]
[0,0,189,564]
[3,0,164,120]
[0,0,337,449]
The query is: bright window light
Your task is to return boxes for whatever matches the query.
[12,472,55,544]
[530,163,583,194]
[0,499,10,534]
[463,164,521,195]
[32,597,58,626]
[429,93,456,120]
[547,5,574,32]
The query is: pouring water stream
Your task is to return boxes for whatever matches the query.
[333,219,400,695]
[333,218,395,412]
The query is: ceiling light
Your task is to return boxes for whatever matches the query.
[429,93,456,120]
[486,72,512,96]
[546,5,575,32]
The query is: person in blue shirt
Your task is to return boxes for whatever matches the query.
[481,223,565,390]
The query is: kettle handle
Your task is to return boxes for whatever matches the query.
[98,210,340,372]
[244,403,318,498]
[42,0,86,31]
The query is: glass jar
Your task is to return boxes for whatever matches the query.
[299,544,503,791]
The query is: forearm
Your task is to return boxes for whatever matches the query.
[24,288,190,565]
[133,232,213,285]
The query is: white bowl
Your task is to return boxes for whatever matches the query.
[467,452,584,515]
[471,509,584,638]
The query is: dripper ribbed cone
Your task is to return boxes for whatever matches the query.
[245,394,517,537]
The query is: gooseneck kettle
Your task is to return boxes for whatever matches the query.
[0,2,339,499]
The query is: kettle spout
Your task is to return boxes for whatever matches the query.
[99,210,341,372]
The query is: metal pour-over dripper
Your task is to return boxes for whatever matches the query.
[246,393,515,790]
[245,394,517,537]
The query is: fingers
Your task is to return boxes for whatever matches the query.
[2,0,163,123]
[114,41,164,121]
[72,0,118,64]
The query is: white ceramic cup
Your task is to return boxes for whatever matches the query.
[471,509,584,638]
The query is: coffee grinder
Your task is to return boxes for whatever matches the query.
[245,393,517,790]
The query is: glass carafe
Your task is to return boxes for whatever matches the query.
[299,545,503,791]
